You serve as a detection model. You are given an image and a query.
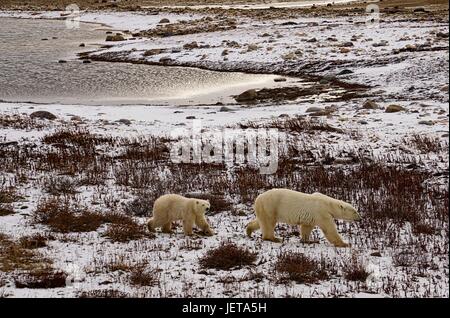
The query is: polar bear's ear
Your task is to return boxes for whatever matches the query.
[339,204,344,210]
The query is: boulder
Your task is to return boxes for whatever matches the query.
[305,106,323,113]
[106,34,125,42]
[235,89,257,102]
[362,100,379,109]
[385,104,405,113]
[30,111,57,120]
[183,41,198,49]
[159,18,170,24]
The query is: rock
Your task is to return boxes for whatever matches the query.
[282,52,297,61]
[82,60,91,64]
[305,106,323,113]
[358,120,368,125]
[340,41,354,47]
[436,32,449,39]
[413,7,427,13]
[106,34,125,42]
[159,18,170,24]
[440,85,448,92]
[219,106,233,112]
[337,69,353,75]
[306,37,317,43]
[274,77,287,82]
[370,252,382,257]
[186,116,196,119]
[117,119,132,125]
[79,43,85,47]
[247,44,258,51]
[143,49,163,56]
[70,116,82,122]
[159,57,173,64]
[30,111,57,120]
[221,49,229,56]
[362,100,379,109]
[235,89,257,102]
[278,114,289,118]
[58,60,67,63]
[372,40,389,47]
[404,44,417,51]
[339,47,351,54]
[385,104,405,113]
[309,110,333,117]
[418,120,434,126]
[183,41,198,49]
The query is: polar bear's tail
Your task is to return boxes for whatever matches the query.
[246,219,260,237]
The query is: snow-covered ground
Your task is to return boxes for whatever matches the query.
[0,4,449,298]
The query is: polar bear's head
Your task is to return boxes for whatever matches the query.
[194,199,211,215]
[313,192,361,221]
[337,202,361,221]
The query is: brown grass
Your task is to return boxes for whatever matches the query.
[33,198,104,233]
[103,219,152,243]
[343,254,370,282]
[199,242,257,270]
[129,266,160,287]
[42,176,79,195]
[19,234,49,249]
[33,198,148,237]
[408,134,447,153]
[240,116,343,134]
[0,189,21,204]
[14,268,67,289]
[0,233,50,272]
[78,289,128,298]
[413,223,436,235]
[0,204,14,216]
[275,253,329,284]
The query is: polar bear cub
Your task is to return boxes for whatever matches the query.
[246,189,361,247]
[148,194,214,236]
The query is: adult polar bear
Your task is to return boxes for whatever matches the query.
[246,189,361,247]
[148,194,214,236]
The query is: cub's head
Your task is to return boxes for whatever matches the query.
[194,199,211,215]
[338,202,361,221]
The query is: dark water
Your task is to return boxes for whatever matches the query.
[0,18,274,105]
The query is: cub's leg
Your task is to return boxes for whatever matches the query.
[148,216,166,232]
[300,224,315,243]
[182,217,195,236]
[195,214,214,236]
[147,218,155,232]
[318,221,349,248]
[246,219,260,237]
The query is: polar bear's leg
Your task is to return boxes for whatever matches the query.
[318,221,349,248]
[183,217,194,236]
[300,224,314,243]
[161,222,172,234]
[261,219,281,243]
[195,214,214,236]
